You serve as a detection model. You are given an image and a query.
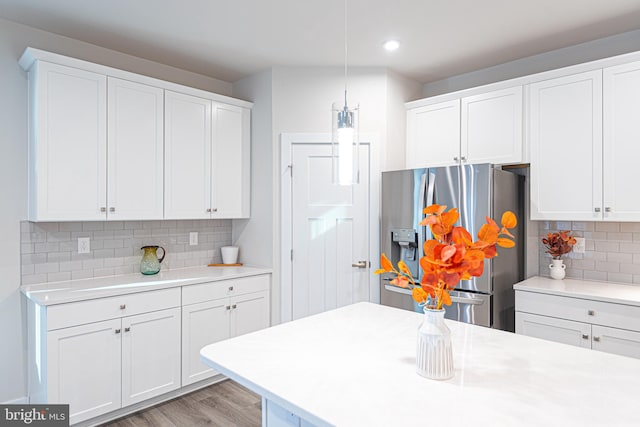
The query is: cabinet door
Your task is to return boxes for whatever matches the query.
[30,61,107,221]
[528,71,603,220]
[462,86,522,165]
[231,290,270,337]
[406,100,460,168]
[164,91,212,219]
[591,325,640,359]
[603,61,640,221]
[121,308,181,406]
[516,312,591,349]
[212,104,250,218]
[181,299,230,386]
[47,319,121,424]
[107,77,164,220]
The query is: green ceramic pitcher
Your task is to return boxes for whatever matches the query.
[140,245,166,275]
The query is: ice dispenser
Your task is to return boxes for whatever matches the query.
[386,228,419,281]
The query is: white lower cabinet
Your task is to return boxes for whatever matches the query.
[516,290,640,359]
[47,319,122,424]
[182,275,270,386]
[30,288,181,425]
[121,308,181,407]
[28,274,271,425]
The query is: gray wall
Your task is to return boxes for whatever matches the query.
[0,17,233,403]
[422,29,640,97]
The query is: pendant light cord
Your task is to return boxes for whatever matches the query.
[344,0,348,108]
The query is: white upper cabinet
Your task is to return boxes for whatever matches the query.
[20,47,252,222]
[603,60,640,221]
[406,99,460,168]
[528,70,603,221]
[212,104,251,218]
[406,86,523,168]
[107,77,164,220]
[28,61,107,221]
[164,94,251,220]
[164,91,213,219]
[462,86,523,165]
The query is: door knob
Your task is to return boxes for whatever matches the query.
[352,261,368,268]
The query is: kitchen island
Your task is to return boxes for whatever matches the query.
[200,302,640,427]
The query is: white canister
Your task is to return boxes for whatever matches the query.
[221,246,239,264]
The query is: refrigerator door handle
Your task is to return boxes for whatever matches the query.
[418,171,428,258]
[384,285,412,295]
[424,170,436,243]
[450,295,485,305]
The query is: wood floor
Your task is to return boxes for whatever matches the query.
[101,380,262,427]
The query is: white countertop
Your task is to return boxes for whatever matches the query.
[200,302,640,427]
[514,276,640,306]
[21,265,272,306]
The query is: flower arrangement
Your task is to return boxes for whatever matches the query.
[541,231,576,259]
[375,204,517,310]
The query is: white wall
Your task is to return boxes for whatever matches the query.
[385,70,423,171]
[231,70,276,321]
[0,17,234,403]
[423,28,640,97]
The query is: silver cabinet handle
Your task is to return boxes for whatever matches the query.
[213,208,218,212]
[206,208,212,213]
[229,286,234,291]
[594,207,601,213]
[352,261,368,268]
[109,207,115,212]
[593,336,601,342]
[605,207,611,213]
[460,156,467,162]
[226,305,231,310]
[582,334,589,340]
[124,327,130,332]
[120,304,126,310]
[100,207,107,213]
[115,329,121,334]
[588,310,595,316]
[453,156,459,162]
[232,304,237,309]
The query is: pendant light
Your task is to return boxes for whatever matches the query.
[332,0,359,186]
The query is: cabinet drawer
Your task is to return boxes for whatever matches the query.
[47,287,181,331]
[182,275,270,305]
[516,291,640,331]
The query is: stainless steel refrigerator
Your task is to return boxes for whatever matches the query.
[380,164,524,332]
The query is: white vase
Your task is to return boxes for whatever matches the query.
[416,307,454,380]
[549,258,566,280]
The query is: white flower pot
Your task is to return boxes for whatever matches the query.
[549,259,566,280]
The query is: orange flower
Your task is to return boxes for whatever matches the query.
[375,205,517,310]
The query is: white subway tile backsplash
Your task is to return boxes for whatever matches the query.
[607,272,633,283]
[594,241,619,253]
[21,219,233,285]
[595,223,620,232]
[536,221,640,285]
[583,270,608,281]
[595,261,620,273]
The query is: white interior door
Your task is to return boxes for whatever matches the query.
[291,143,370,320]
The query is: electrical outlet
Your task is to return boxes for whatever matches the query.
[189,232,198,246]
[78,237,90,254]
[574,237,586,254]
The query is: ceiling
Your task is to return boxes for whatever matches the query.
[2,0,640,83]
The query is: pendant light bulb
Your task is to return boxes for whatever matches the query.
[331,0,359,186]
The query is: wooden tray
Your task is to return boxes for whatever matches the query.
[208,263,243,267]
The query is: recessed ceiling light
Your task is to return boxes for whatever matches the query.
[384,40,400,51]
